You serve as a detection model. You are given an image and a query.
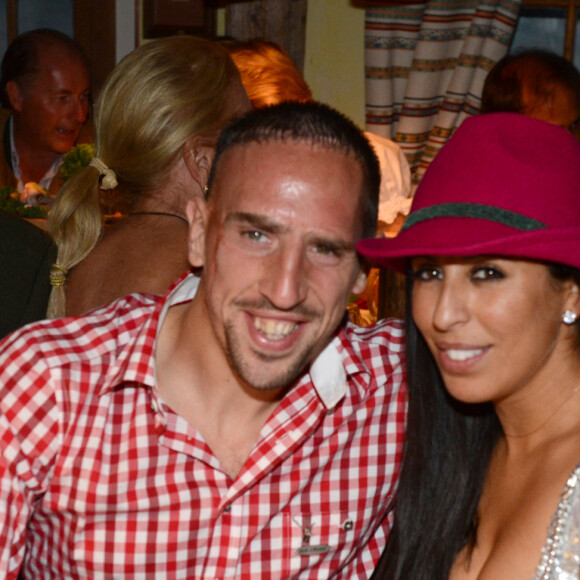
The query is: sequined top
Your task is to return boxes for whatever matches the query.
[535,463,580,579]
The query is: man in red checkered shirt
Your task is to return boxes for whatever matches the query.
[0,102,406,579]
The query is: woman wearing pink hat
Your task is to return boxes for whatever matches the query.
[358,113,580,579]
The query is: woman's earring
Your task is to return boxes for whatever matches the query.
[563,310,578,325]
[203,185,209,200]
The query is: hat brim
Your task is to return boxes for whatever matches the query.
[357,218,580,274]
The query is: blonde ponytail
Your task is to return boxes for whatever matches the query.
[47,164,104,317]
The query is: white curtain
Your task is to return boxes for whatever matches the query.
[365,0,522,186]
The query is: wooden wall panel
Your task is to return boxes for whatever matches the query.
[6,0,17,44]
[225,0,307,73]
[74,0,117,99]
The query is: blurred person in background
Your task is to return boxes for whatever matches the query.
[47,36,250,318]
[0,210,55,338]
[0,28,91,201]
[482,49,580,142]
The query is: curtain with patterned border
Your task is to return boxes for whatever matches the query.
[365,0,521,187]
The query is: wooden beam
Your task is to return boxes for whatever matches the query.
[225,0,307,74]
[565,2,576,60]
[6,0,17,44]
[74,0,117,99]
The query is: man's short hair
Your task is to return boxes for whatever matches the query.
[0,28,88,108]
[207,101,381,239]
[481,49,580,115]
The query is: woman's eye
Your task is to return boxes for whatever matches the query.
[472,266,504,280]
[412,267,441,281]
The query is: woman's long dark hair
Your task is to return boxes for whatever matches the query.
[373,262,580,579]
[373,275,502,579]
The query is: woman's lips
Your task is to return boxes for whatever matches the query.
[437,344,489,372]
[444,347,485,361]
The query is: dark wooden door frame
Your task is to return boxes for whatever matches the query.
[74,0,116,99]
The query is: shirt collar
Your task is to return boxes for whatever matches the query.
[9,115,63,192]
[101,273,369,410]
[100,273,200,395]
[308,337,347,409]
[307,322,375,410]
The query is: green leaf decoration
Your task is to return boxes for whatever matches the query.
[0,186,48,218]
[59,143,95,184]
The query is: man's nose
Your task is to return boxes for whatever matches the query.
[259,245,308,310]
[68,96,88,124]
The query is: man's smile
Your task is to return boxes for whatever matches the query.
[253,316,299,340]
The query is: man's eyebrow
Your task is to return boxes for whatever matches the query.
[51,87,90,95]
[225,212,288,234]
[225,212,356,250]
[310,235,355,252]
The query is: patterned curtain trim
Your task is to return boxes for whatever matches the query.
[365,0,522,187]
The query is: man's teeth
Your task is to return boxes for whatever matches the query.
[254,317,298,339]
[445,348,483,361]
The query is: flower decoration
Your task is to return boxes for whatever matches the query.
[0,186,47,218]
[20,182,49,205]
[59,143,95,184]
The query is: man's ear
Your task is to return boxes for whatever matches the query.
[5,81,24,112]
[351,269,368,296]
[186,196,208,268]
[183,136,215,194]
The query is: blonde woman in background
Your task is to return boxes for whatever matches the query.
[47,36,249,318]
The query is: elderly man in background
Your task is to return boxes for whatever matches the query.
[0,28,90,201]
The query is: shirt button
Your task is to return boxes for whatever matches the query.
[224,505,232,512]
[342,519,354,531]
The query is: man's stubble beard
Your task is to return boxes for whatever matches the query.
[222,319,319,392]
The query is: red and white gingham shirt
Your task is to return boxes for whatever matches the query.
[0,273,407,579]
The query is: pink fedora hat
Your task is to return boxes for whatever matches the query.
[357,113,580,273]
